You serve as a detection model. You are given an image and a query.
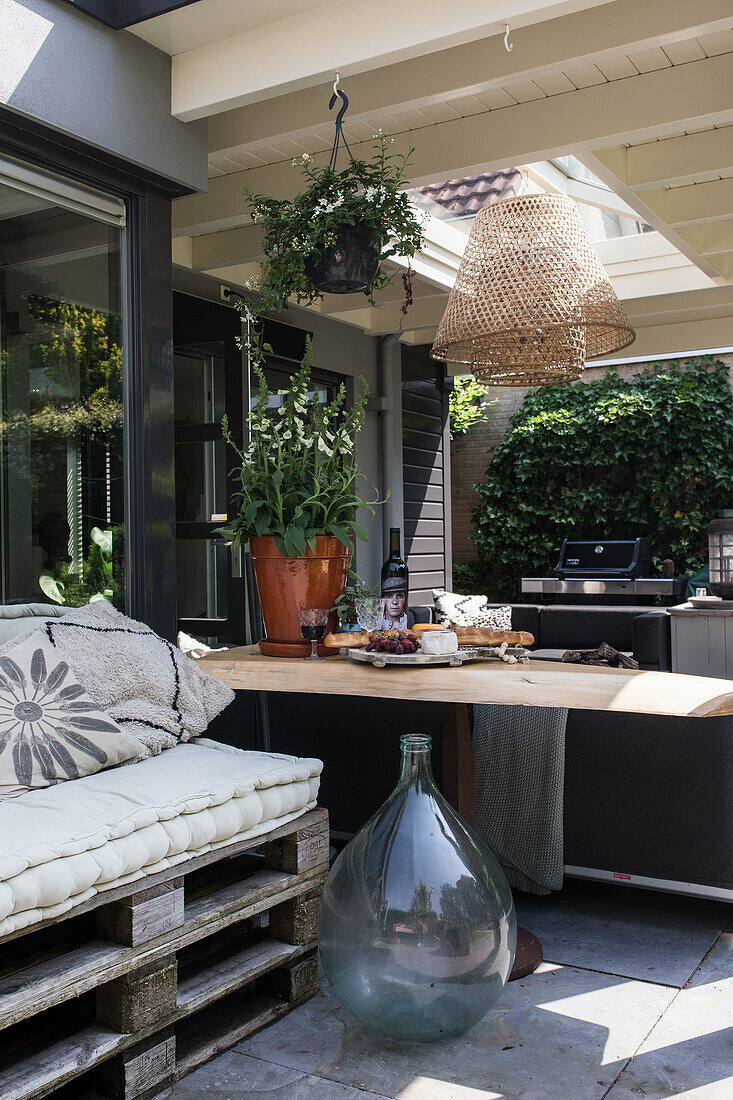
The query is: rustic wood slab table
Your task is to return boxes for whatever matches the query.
[200,647,733,980]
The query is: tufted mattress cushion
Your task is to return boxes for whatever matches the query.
[0,739,322,938]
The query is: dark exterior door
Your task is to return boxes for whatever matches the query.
[173,292,245,644]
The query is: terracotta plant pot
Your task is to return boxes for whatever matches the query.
[250,534,351,657]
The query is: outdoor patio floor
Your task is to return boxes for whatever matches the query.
[155,880,732,1099]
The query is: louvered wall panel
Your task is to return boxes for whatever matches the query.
[401,348,451,607]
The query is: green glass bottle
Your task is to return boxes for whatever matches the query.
[381,527,409,630]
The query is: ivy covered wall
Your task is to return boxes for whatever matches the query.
[451,355,733,598]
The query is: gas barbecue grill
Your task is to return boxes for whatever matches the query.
[522,537,686,599]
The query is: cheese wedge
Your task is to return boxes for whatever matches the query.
[421,629,458,655]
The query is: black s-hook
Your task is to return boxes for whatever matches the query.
[328,75,354,171]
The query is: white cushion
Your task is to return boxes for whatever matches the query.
[433,590,512,630]
[0,739,322,937]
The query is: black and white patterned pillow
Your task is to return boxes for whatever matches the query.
[9,601,236,759]
[472,605,513,630]
[0,632,144,799]
[433,589,512,630]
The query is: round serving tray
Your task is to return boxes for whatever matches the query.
[689,596,733,609]
[346,645,529,668]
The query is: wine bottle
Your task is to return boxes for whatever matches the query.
[381,527,409,630]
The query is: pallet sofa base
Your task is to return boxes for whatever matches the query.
[0,808,329,1100]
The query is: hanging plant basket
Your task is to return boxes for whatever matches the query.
[304,225,382,295]
[238,82,423,349]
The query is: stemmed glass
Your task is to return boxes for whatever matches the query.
[355,595,385,633]
[298,608,329,661]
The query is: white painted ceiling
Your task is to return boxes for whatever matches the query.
[133,0,733,357]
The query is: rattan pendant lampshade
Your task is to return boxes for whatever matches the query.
[431,193,635,385]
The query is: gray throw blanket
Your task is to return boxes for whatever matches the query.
[473,704,567,895]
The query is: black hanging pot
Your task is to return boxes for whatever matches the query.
[304,224,382,294]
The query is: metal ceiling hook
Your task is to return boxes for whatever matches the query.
[504,23,513,53]
[327,70,353,169]
[329,80,349,129]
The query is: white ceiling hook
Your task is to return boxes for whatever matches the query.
[504,23,513,53]
[333,71,340,96]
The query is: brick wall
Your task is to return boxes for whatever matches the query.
[451,352,733,563]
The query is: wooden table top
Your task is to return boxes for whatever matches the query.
[199,646,733,719]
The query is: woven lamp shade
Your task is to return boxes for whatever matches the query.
[431,193,635,385]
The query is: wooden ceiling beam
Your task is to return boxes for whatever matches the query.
[204,0,733,157]
[642,177,733,228]
[597,125,733,191]
[174,53,733,236]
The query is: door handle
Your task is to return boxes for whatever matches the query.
[230,543,243,579]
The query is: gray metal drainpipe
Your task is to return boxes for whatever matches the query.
[378,334,404,545]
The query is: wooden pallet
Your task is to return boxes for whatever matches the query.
[0,808,329,1100]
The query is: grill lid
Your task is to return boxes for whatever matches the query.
[555,538,652,579]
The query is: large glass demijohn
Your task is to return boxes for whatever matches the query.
[320,734,516,1041]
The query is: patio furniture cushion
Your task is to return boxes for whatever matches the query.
[539,605,643,651]
[0,632,144,800]
[1,601,235,760]
[433,589,511,629]
[633,611,671,671]
[0,604,68,645]
[503,603,542,642]
[0,738,322,937]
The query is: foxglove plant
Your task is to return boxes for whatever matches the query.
[218,339,379,558]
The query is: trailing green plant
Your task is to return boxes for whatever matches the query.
[449,376,493,439]
[242,131,423,348]
[39,527,121,607]
[472,357,733,597]
[218,338,380,557]
[331,569,380,625]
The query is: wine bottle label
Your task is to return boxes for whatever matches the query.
[381,575,408,631]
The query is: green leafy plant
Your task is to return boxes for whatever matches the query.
[243,132,423,326]
[218,338,380,557]
[472,357,733,597]
[39,527,120,607]
[452,561,487,594]
[449,376,493,439]
[330,570,380,625]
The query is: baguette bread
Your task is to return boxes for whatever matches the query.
[454,626,534,647]
[412,623,447,636]
[323,630,370,649]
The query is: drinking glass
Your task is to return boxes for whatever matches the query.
[298,608,329,661]
[355,595,384,632]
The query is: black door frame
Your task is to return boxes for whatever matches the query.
[0,107,187,639]
[173,294,246,642]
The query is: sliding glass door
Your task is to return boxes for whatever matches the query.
[0,159,125,610]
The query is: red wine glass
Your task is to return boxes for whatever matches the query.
[298,608,329,661]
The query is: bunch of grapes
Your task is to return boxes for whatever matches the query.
[365,630,420,656]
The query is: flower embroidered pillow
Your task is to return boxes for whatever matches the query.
[0,632,144,799]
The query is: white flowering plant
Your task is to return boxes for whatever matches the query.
[243,132,423,319]
[217,338,379,558]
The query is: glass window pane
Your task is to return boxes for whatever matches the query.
[176,539,229,624]
[0,179,124,610]
[175,440,228,523]
[174,350,226,426]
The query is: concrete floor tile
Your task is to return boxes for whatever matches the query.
[155,1049,392,1098]
[606,930,733,1100]
[232,965,674,1100]
[514,881,730,986]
